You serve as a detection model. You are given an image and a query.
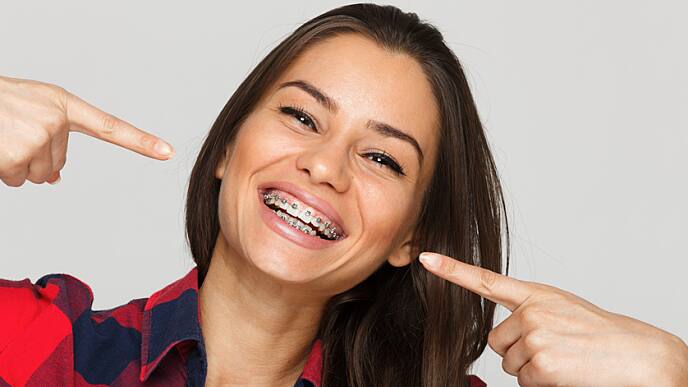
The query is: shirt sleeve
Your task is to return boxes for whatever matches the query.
[0,277,61,350]
[0,274,85,385]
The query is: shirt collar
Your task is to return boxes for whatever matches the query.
[139,266,323,387]
[140,266,203,382]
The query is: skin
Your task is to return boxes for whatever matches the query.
[0,34,686,387]
[419,252,688,386]
[0,75,174,186]
[202,33,439,385]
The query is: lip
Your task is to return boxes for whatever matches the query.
[256,189,345,250]
[257,181,347,236]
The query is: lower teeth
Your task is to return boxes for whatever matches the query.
[272,208,326,239]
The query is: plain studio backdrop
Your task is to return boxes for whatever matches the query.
[1,1,686,385]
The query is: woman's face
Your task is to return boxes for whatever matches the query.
[214,33,440,296]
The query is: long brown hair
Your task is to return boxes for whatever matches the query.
[185,3,510,386]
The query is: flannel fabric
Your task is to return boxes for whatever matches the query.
[0,267,486,387]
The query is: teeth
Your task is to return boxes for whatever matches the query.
[298,209,313,224]
[318,220,330,233]
[264,190,345,240]
[264,191,342,237]
[272,209,319,238]
[286,201,299,217]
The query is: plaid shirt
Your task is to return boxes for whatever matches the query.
[0,267,487,387]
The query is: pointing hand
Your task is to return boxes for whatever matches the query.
[0,75,175,187]
[419,252,688,386]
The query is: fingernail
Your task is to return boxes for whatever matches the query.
[48,175,61,185]
[419,253,440,270]
[154,141,173,156]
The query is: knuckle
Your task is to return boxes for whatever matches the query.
[443,259,458,275]
[26,174,43,184]
[50,84,68,106]
[27,165,52,184]
[501,357,516,376]
[29,129,51,148]
[478,269,499,294]
[487,329,499,352]
[43,111,68,133]
[487,328,497,345]
[523,329,547,351]
[100,113,122,135]
[2,151,19,169]
[547,288,568,303]
[3,177,26,187]
[41,82,67,102]
[520,307,541,327]
[5,149,30,170]
[530,351,557,380]
[517,368,535,387]
[139,133,156,150]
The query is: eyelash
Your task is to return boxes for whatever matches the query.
[277,104,407,177]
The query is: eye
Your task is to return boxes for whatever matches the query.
[362,150,406,177]
[277,104,406,177]
[278,104,317,131]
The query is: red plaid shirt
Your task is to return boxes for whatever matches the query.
[0,267,487,387]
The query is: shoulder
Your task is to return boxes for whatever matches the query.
[0,273,94,347]
[0,273,95,383]
[468,374,487,387]
[0,271,149,339]
[0,273,149,385]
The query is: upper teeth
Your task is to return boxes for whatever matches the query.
[263,191,341,240]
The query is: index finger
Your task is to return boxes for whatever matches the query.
[65,92,175,160]
[419,252,534,311]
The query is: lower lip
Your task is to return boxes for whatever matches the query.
[257,189,344,250]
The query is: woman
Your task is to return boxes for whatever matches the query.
[1,3,686,387]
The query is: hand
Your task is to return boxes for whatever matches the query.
[0,75,175,187]
[418,252,688,386]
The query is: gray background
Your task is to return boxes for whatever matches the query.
[1,1,686,385]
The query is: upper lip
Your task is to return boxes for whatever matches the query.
[258,181,347,236]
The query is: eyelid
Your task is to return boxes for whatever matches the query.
[363,148,406,176]
[278,103,319,131]
[277,103,408,177]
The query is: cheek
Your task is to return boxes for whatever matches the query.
[217,107,306,194]
[358,187,410,248]
[230,119,298,173]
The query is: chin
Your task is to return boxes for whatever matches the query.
[250,248,326,284]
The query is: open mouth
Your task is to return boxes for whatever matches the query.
[260,189,345,241]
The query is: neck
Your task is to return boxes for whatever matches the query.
[199,234,326,386]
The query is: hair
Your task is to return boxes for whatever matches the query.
[185,3,510,386]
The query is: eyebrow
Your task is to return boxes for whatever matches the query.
[277,79,425,167]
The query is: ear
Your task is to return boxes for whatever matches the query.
[214,145,232,180]
[386,230,415,267]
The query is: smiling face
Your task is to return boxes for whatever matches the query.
[213,33,440,296]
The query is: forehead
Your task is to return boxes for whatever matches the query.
[272,33,440,169]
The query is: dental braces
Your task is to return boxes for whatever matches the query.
[263,192,342,240]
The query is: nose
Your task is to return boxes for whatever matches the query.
[295,139,351,193]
